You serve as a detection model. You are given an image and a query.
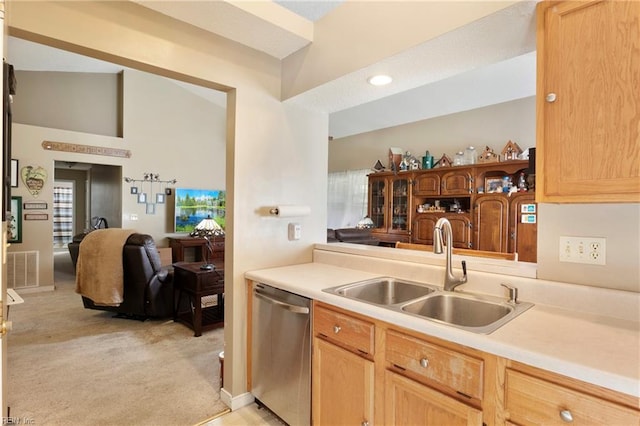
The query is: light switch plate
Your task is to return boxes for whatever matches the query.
[288,223,301,241]
[559,236,606,265]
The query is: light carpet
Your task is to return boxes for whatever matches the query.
[8,253,228,425]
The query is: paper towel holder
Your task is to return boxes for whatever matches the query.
[268,205,311,217]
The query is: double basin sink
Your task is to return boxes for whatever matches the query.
[323,277,533,334]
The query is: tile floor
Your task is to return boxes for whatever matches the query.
[204,403,285,426]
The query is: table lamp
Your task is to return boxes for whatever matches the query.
[190,216,225,270]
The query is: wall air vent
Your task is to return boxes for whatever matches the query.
[7,251,39,289]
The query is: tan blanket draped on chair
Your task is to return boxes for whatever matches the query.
[75,228,135,306]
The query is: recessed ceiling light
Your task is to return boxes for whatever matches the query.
[367,75,393,86]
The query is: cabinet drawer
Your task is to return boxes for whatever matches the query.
[385,330,483,400]
[314,305,374,356]
[505,369,640,425]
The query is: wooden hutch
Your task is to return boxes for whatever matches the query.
[368,160,537,263]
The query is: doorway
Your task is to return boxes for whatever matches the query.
[53,161,121,284]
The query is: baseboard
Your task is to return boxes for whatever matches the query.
[220,389,254,411]
[14,285,55,294]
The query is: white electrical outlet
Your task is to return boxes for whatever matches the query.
[559,236,606,265]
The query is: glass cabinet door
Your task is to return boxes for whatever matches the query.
[369,178,386,230]
[390,178,409,232]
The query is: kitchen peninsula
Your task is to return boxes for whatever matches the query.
[246,243,640,425]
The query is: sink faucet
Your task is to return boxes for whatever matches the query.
[433,217,467,291]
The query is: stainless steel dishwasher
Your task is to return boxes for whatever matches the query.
[251,282,311,426]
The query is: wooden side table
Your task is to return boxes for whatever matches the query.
[168,236,224,262]
[173,261,224,337]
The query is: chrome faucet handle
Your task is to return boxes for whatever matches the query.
[501,283,518,304]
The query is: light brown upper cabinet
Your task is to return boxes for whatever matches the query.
[536,1,640,203]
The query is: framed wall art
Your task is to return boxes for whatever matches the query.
[9,196,22,243]
[24,201,48,210]
[484,177,504,194]
[25,213,48,220]
[21,165,48,197]
[174,188,226,233]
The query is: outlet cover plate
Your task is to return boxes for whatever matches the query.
[559,236,606,265]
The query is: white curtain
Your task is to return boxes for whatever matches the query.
[53,184,74,247]
[327,169,369,229]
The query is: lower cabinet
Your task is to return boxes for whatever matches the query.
[508,193,537,263]
[412,214,471,248]
[504,363,640,426]
[385,370,482,425]
[312,303,375,426]
[311,302,640,426]
[313,338,374,426]
[474,194,509,252]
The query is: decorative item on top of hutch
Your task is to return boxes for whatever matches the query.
[478,146,499,163]
[388,147,403,171]
[501,140,523,161]
[124,172,177,215]
[434,154,452,168]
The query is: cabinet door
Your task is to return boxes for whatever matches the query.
[414,173,441,196]
[413,214,471,248]
[474,195,509,253]
[313,338,374,426]
[537,1,640,202]
[389,177,410,234]
[412,215,437,245]
[441,171,473,195]
[448,215,472,249]
[509,193,537,263]
[369,177,387,231]
[385,370,482,426]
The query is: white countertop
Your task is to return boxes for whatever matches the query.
[246,262,640,398]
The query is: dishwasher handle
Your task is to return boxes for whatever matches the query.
[254,289,310,315]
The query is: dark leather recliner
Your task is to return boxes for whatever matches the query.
[330,228,380,245]
[68,217,109,266]
[68,232,87,269]
[71,233,174,319]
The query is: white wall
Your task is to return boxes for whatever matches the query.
[329,97,536,172]
[12,71,121,137]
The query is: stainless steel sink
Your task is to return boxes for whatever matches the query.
[323,277,534,334]
[324,277,437,306]
[401,293,533,333]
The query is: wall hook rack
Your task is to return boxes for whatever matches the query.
[124,172,177,214]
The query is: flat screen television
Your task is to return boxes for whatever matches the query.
[174,188,226,234]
